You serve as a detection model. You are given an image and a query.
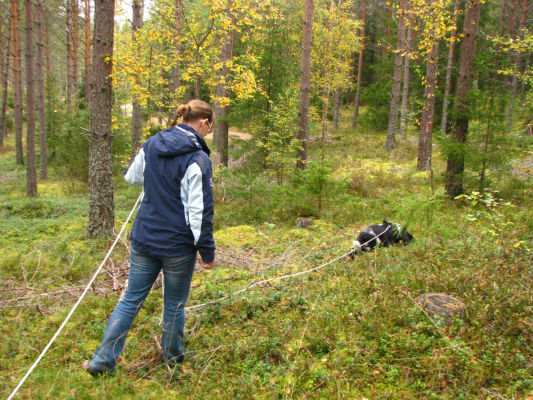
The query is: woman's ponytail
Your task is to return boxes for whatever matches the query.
[170,100,214,127]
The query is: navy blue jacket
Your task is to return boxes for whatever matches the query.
[125,124,215,263]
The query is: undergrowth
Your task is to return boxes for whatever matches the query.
[0,116,532,399]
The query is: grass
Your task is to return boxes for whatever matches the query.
[0,113,532,399]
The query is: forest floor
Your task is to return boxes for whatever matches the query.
[0,113,532,399]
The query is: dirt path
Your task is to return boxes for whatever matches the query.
[205,128,252,141]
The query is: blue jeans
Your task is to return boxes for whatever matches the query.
[89,247,197,370]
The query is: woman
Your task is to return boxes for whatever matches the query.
[87,99,216,375]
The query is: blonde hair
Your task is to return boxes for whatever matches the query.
[171,99,215,127]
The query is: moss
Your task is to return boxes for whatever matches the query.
[214,225,265,247]
[279,228,310,241]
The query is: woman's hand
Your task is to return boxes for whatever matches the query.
[200,261,215,269]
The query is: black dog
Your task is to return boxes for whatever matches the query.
[349,220,413,258]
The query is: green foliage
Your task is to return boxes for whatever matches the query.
[51,109,90,180]
[256,89,301,185]
[359,81,392,131]
[455,190,515,239]
[1,119,532,398]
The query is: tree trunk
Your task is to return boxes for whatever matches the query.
[72,0,79,101]
[25,0,38,197]
[213,0,234,168]
[11,0,24,165]
[520,52,530,104]
[88,0,115,238]
[333,87,341,130]
[505,0,528,131]
[44,7,51,76]
[417,18,440,171]
[440,0,460,135]
[131,0,143,161]
[35,0,48,179]
[84,0,91,100]
[169,0,183,117]
[0,16,11,148]
[322,86,331,139]
[66,0,73,111]
[296,0,314,170]
[445,0,482,198]
[352,0,366,129]
[385,0,407,151]
[398,9,413,141]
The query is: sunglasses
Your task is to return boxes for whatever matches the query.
[202,119,213,133]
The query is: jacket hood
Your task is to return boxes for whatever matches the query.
[152,123,211,157]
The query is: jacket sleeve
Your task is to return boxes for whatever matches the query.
[185,155,215,263]
[124,148,145,186]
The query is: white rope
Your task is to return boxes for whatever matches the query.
[7,202,389,398]
[7,191,144,400]
[185,225,391,311]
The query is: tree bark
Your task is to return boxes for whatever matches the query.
[296,0,314,170]
[0,16,11,148]
[352,0,366,129]
[213,0,234,168]
[505,0,528,131]
[11,0,24,165]
[417,4,440,171]
[88,0,115,237]
[385,0,407,151]
[24,0,38,197]
[440,0,459,135]
[84,0,91,100]
[445,0,482,198]
[398,8,413,141]
[44,7,51,76]
[66,0,73,111]
[72,0,79,100]
[35,0,48,179]
[169,0,183,116]
[131,0,143,161]
[333,87,341,130]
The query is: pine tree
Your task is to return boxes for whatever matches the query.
[88,0,115,237]
[35,0,48,180]
[385,0,407,151]
[24,0,38,197]
[0,14,11,148]
[131,0,144,161]
[213,0,234,168]
[445,0,482,198]
[84,0,91,100]
[11,0,24,165]
[296,0,314,169]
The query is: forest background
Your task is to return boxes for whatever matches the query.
[0,0,532,398]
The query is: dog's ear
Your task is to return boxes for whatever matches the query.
[383,219,390,225]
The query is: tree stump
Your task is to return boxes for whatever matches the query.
[416,293,465,323]
[295,217,313,229]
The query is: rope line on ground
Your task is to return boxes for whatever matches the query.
[7,195,388,399]
[7,192,144,400]
[185,226,390,311]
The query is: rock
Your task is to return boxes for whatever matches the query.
[295,217,313,229]
[416,293,465,323]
